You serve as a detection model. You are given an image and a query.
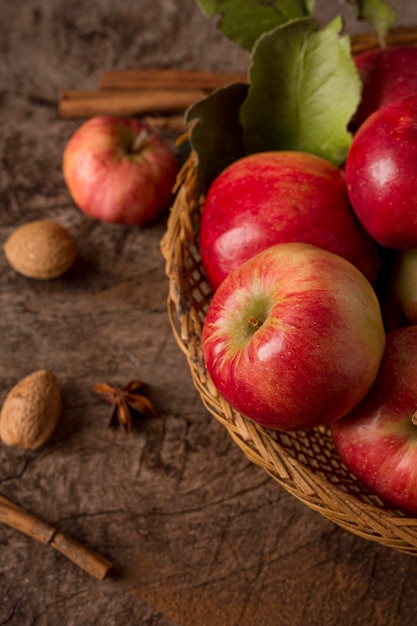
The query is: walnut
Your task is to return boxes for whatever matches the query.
[0,369,62,450]
[4,220,76,279]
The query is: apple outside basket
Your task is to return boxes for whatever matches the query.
[160,26,417,556]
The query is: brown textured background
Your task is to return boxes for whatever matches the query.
[1,1,417,625]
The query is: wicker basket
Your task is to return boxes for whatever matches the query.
[161,27,417,556]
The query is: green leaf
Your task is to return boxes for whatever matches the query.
[240,16,362,166]
[186,82,249,190]
[355,0,397,44]
[194,0,313,50]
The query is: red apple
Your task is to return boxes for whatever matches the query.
[202,242,386,431]
[353,46,417,130]
[199,151,380,289]
[331,326,417,516]
[345,94,417,249]
[63,115,179,225]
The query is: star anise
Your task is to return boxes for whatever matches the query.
[92,380,157,433]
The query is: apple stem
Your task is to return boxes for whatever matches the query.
[132,128,149,154]
[247,316,263,329]
[412,412,417,426]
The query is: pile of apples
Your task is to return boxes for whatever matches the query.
[200,45,417,517]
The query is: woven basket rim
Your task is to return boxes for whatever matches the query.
[161,25,417,556]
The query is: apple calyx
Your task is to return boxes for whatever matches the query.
[241,293,270,339]
[247,316,264,329]
[411,412,417,426]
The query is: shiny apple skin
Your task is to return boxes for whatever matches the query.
[332,326,417,516]
[353,46,417,130]
[199,151,380,290]
[63,115,179,225]
[345,94,417,249]
[202,242,386,431]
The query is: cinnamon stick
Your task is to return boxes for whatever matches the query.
[0,494,112,581]
[99,68,247,91]
[351,25,417,54]
[59,88,205,119]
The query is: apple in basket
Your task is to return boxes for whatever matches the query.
[345,93,417,249]
[199,150,380,290]
[201,242,386,432]
[331,326,417,517]
[352,45,417,130]
[63,115,179,225]
[388,249,417,326]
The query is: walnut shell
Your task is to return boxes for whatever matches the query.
[0,369,62,450]
[3,220,77,279]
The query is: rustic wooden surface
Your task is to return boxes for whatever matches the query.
[2,1,417,625]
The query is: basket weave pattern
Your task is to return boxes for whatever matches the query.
[161,29,417,556]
